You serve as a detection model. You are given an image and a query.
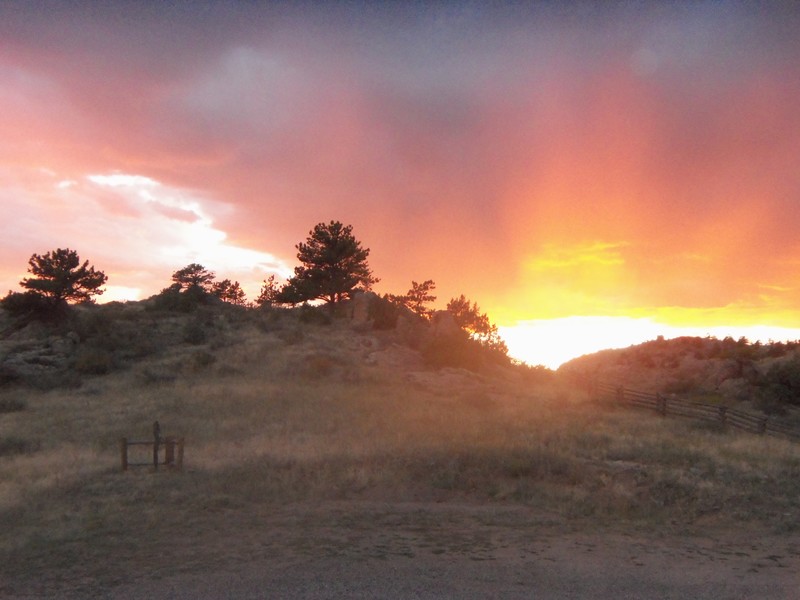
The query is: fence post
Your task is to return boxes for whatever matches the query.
[718,406,727,426]
[165,437,175,466]
[153,421,161,470]
[120,437,128,471]
[177,437,185,471]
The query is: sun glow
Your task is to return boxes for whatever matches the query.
[499,317,800,370]
[101,286,143,303]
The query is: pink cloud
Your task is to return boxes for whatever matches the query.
[1,4,799,319]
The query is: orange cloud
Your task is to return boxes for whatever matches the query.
[1,3,799,334]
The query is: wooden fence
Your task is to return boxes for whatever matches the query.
[120,421,184,471]
[592,381,800,443]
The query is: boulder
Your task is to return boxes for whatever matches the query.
[430,310,461,338]
[350,291,373,324]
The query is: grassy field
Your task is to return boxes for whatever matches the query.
[1,313,799,595]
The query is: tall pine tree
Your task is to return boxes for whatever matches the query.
[283,221,378,305]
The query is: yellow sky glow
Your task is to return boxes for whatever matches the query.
[499,317,800,370]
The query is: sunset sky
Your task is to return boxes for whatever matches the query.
[2,3,800,367]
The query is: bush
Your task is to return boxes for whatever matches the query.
[64,306,159,361]
[147,284,217,313]
[297,305,332,325]
[69,306,113,341]
[367,294,400,330]
[183,319,208,345]
[517,363,555,384]
[0,290,66,322]
[752,390,788,416]
[421,333,482,371]
[74,347,113,375]
[763,358,800,406]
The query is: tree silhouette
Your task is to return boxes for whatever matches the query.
[405,279,436,318]
[171,263,215,292]
[20,248,107,305]
[446,294,508,355]
[392,280,437,318]
[284,221,378,305]
[212,279,247,306]
[255,274,282,307]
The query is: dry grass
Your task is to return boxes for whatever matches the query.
[1,317,800,593]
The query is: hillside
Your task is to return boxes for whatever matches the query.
[1,302,799,597]
[559,335,800,419]
[0,293,517,391]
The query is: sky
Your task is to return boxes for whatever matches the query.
[2,2,800,367]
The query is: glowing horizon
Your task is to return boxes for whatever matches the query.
[499,317,800,370]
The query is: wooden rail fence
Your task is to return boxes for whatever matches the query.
[591,381,800,443]
[120,421,184,471]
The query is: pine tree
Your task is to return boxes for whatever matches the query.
[284,221,378,305]
[20,248,107,305]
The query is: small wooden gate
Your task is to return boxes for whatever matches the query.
[120,421,184,471]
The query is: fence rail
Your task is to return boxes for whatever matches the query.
[592,382,800,442]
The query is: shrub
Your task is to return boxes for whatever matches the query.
[147,284,217,313]
[753,386,789,415]
[762,358,800,406]
[421,333,482,371]
[0,290,67,322]
[367,294,400,330]
[64,306,159,361]
[517,363,555,384]
[297,305,332,325]
[183,319,208,345]
[74,347,113,375]
[69,306,113,341]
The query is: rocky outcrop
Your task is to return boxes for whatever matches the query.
[348,291,374,324]
[430,310,461,338]
[0,332,80,387]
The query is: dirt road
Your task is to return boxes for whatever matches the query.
[110,535,800,600]
[7,502,800,599]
